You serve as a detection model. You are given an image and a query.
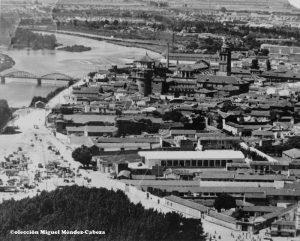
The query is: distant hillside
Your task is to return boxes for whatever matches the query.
[0,186,205,241]
[166,0,298,12]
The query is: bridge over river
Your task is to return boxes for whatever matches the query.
[0,70,76,86]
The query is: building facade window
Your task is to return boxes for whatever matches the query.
[221,160,226,167]
[197,160,203,167]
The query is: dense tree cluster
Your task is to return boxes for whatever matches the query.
[0,99,11,129]
[213,193,236,212]
[116,118,160,136]
[11,28,57,50]
[0,186,205,241]
[163,110,183,122]
[162,111,206,130]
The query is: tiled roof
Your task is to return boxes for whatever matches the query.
[283,148,300,159]
[250,110,270,117]
[165,195,209,213]
[66,126,117,133]
[167,78,197,84]
[170,129,197,135]
[208,211,237,224]
[73,87,100,94]
[242,206,283,213]
[252,130,274,136]
[63,114,116,124]
[95,137,159,143]
[197,75,247,85]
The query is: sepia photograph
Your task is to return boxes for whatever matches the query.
[0,0,300,240]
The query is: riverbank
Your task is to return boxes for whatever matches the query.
[32,29,166,54]
[0,53,15,72]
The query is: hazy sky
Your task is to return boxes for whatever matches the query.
[289,0,300,8]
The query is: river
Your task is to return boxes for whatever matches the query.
[0,33,161,107]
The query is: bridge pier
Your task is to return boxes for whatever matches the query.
[1,76,5,84]
[37,78,42,86]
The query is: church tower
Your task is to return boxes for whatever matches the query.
[218,41,231,76]
[131,53,155,96]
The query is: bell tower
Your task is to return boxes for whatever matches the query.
[219,40,231,76]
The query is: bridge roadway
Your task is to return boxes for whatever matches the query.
[0,70,76,86]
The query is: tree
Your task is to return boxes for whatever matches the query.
[244,33,260,50]
[88,71,97,79]
[68,79,75,87]
[191,116,206,130]
[186,41,198,50]
[260,48,269,56]
[232,208,248,221]
[251,59,259,70]
[162,110,183,122]
[180,116,190,125]
[284,136,300,150]
[214,193,236,211]
[184,115,206,130]
[220,7,227,13]
[89,145,100,156]
[116,109,122,116]
[71,145,92,167]
[266,59,271,71]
